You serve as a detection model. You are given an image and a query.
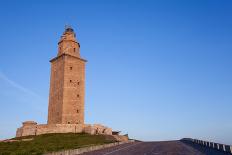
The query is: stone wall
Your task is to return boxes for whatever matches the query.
[83,124,112,135]
[16,121,84,137]
[16,121,37,137]
[36,124,84,135]
[47,55,65,124]
[48,54,86,125]
[62,55,86,124]
[44,140,134,155]
[112,135,129,142]
[16,121,112,137]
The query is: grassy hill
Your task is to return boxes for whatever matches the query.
[0,133,117,155]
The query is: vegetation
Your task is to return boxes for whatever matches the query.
[0,133,116,155]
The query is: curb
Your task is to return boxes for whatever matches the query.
[44,140,135,155]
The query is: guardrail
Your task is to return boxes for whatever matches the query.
[181,138,232,154]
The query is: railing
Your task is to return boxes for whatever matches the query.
[181,138,232,154]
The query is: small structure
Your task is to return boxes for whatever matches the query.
[112,131,121,135]
[16,26,115,138]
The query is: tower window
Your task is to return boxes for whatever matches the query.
[77,109,79,113]
[70,80,72,83]
[77,94,79,98]
[70,67,72,70]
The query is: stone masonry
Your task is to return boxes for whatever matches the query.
[16,26,113,137]
[48,26,86,125]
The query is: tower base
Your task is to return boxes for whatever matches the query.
[16,121,112,137]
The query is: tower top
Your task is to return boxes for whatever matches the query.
[64,25,74,33]
[57,25,80,57]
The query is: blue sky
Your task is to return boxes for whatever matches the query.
[0,0,232,144]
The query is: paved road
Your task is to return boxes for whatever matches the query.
[82,141,231,155]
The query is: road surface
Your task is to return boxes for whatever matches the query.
[82,140,231,155]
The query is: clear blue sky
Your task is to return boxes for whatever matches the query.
[0,0,232,144]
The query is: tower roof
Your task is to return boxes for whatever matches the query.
[59,25,77,43]
[64,25,74,33]
[57,25,81,57]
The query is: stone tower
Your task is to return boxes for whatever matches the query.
[47,26,86,125]
[16,26,114,137]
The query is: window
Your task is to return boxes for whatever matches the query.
[70,66,72,70]
[77,109,79,113]
[77,94,79,98]
[68,122,70,124]
[74,48,76,52]
[77,82,80,85]
[70,80,72,83]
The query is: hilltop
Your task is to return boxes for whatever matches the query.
[0,133,117,155]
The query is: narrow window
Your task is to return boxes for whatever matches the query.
[77,109,79,113]
[70,80,72,83]
[77,82,80,85]
[74,48,76,52]
[77,94,79,98]
[68,122,70,124]
[70,66,72,70]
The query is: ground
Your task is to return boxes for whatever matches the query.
[0,133,116,155]
[1,135,230,155]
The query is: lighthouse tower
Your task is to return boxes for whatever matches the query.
[16,26,114,137]
[47,26,86,125]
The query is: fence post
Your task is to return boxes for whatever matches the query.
[223,145,226,152]
[230,146,232,153]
